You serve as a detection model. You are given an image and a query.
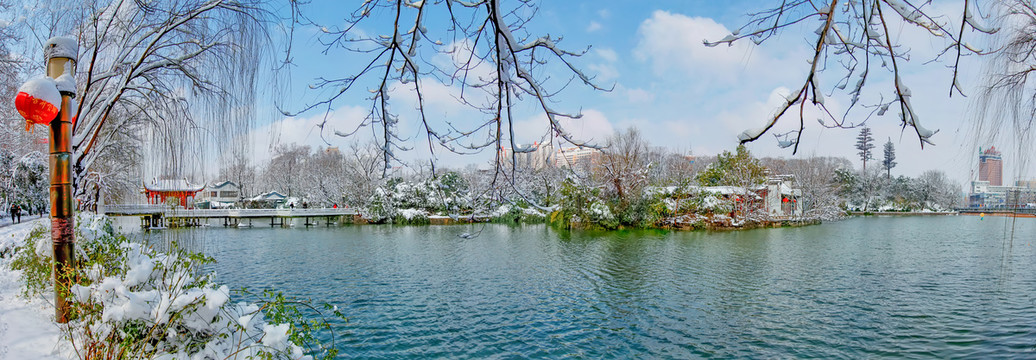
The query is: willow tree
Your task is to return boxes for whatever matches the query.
[16,0,270,206]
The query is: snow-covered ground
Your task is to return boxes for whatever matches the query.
[0,213,44,229]
[0,218,67,360]
[0,215,316,360]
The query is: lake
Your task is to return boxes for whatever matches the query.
[128,215,1036,358]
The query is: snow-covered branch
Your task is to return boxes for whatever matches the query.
[712,0,997,150]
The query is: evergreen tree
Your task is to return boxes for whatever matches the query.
[855,127,876,171]
[882,138,897,179]
[695,145,766,187]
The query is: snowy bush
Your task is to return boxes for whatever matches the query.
[490,203,547,224]
[8,224,51,297]
[364,174,473,220]
[363,187,395,223]
[394,208,430,225]
[6,214,343,360]
[586,200,615,225]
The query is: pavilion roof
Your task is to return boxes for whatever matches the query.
[143,178,205,193]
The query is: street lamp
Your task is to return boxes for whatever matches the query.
[14,37,79,322]
[44,36,78,323]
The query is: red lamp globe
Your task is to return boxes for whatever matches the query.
[14,78,61,127]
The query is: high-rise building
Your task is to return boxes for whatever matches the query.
[498,141,556,170]
[979,146,1003,186]
[556,146,601,169]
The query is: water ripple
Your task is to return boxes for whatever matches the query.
[134,217,1036,359]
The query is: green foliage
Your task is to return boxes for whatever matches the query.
[6,215,346,360]
[9,225,51,298]
[364,188,395,224]
[554,178,597,229]
[695,145,766,187]
[490,200,547,224]
[253,290,346,360]
[392,211,430,225]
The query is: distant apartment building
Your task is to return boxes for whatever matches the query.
[970,180,1036,208]
[499,142,605,171]
[968,147,1036,208]
[978,146,1003,186]
[499,142,558,170]
[556,146,602,169]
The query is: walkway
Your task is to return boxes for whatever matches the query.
[0,214,45,229]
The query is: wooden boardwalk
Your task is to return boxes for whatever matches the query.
[103,205,360,228]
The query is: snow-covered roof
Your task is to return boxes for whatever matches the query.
[776,183,802,197]
[143,178,204,193]
[702,186,751,196]
[248,191,287,201]
[209,181,239,190]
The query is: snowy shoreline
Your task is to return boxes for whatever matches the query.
[0,216,322,360]
[0,218,65,359]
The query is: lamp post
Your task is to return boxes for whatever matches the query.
[44,36,78,323]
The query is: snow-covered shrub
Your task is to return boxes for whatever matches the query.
[7,214,343,359]
[394,208,430,225]
[490,203,547,224]
[699,194,733,215]
[363,187,395,224]
[585,199,618,229]
[364,173,473,219]
[8,224,50,297]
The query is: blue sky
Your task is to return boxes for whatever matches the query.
[252,0,1029,187]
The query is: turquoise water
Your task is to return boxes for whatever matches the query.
[140,216,1036,358]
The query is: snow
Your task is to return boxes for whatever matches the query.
[263,323,292,350]
[0,219,66,360]
[491,204,512,217]
[398,208,428,220]
[0,215,315,360]
[17,77,61,109]
[54,74,76,94]
[44,36,78,62]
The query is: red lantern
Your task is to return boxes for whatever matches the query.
[782,197,789,203]
[14,78,61,130]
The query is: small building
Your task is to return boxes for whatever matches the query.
[757,175,802,218]
[206,181,242,205]
[143,178,205,208]
[244,191,288,209]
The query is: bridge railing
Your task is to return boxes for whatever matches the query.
[104,204,167,214]
[103,205,359,217]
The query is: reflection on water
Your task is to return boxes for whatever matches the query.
[117,216,1036,358]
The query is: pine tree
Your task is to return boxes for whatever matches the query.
[855,127,876,171]
[882,138,897,179]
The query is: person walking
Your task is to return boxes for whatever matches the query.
[12,204,20,224]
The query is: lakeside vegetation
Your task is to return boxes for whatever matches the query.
[236,130,958,231]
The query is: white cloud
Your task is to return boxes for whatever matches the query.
[249,105,369,162]
[565,109,615,143]
[587,21,602,33]
[634,11,761,79]
[588,63,619,82]
[513,109,615,145]
[625,87,654,103]
[439,39,495,87]
[596,48,618,62]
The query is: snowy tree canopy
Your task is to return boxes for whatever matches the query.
[7,0,273,205]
